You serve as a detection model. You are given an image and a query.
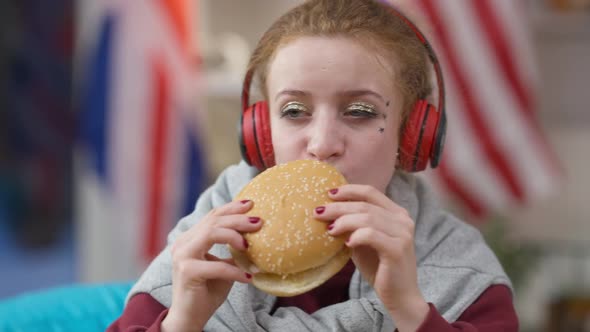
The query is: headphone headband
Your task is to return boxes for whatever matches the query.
[241,69,255,117]
[382,6,446,130]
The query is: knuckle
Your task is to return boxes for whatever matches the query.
[361,185,374,196]
[397,230,414,252]
[401,235,413,250]
[388,241,408,261]
[170,243,178,257]
[399,208,410,217]
[171,248,187,267]
[209,207,219,216]
[397,210,414,228]
[404,217,415,232]
[170,238,185,257]
[174,260,191,276]
[360,227,376,239]
[390,247,404,261]
[360,213,372,225]
[199,220,214,235]
[358,202,371,213]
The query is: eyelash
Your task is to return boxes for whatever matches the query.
[280,102,308,119]
[345,102,378,119]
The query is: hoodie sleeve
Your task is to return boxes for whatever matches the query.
[107,285,517,332]
[413,284,518,332]
[124,161,258,307]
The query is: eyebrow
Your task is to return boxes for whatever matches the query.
[339,90,386,103]
[275,89,309,101]
[275,89,386,102]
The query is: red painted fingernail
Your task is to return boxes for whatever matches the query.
[243,238,249,249]
[249,217,260,223]
[315,206,325,214]
[327,222,334,231]
[240,199,251,204]
[245,273,252,279]
[345,237,351,244]
[329,188,338,195]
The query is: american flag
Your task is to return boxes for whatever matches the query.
[389,0,562,219]
[76,0,207,281]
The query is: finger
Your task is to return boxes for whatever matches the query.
[175,259,253,283]
[174,200,256,249]
[328,184,403,212]
[327,213,409,238]
[346,227,411,262]
[209,199,254,217]
[175,227,247,259]
[205,253,235,265]
[213,214,264,233]
[328,206,414,232]
[313,201,377,221]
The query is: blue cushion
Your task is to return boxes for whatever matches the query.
[0,282,133,332]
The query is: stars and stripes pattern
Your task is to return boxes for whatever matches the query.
[392,0,561,218]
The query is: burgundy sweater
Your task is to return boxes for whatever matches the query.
[108,261,518,331]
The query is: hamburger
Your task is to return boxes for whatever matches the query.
[230,159,351,297]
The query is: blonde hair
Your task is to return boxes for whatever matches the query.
[247,0,432,123]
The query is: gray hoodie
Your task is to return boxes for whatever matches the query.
[128,161,512,331]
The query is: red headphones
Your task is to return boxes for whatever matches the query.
[239,5,446,173]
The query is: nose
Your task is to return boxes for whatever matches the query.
[306,114,344,162]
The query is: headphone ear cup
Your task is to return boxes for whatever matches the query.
[399,99,439,172]
[429,108,446,168]
[239,101,275,170]
[254,101,275,168]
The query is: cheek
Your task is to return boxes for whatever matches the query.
[344,137,396,191]
[363,127,399,154]
[359,131,398,189]
[361,129,399,170]
[270,120,299,163]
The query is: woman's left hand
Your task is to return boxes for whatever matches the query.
[314,184,429,331]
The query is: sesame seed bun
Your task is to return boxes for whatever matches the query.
[230,159,351,297]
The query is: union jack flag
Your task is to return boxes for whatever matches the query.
[77,0,207,280]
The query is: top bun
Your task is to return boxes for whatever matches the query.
[232,159,350,296]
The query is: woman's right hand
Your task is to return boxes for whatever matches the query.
[161,199,262,332]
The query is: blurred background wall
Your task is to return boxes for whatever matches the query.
[1,0,589,331]
[0,0,76,298]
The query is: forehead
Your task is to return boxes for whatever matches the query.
[267,36,398,98]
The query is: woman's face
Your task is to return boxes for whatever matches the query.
[267,36,404,193]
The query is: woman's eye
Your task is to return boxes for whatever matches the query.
[281,108,304,118]
[280,102,308,119]
[346,109,377,118]
[345,103,378,118]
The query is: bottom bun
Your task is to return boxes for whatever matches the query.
[230,246,351,297]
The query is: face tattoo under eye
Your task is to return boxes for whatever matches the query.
[281,101,308,118]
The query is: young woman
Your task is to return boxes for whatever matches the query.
[109,0,518,331]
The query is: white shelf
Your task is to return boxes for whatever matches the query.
[203,71,243,99]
